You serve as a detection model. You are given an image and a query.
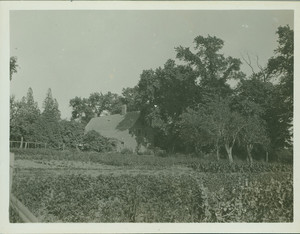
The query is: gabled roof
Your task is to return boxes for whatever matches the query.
[85,111,141,140]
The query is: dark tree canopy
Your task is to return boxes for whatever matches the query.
[175,35,245,98]
[70,92,123,124]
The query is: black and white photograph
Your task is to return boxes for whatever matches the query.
[0,1,299,233]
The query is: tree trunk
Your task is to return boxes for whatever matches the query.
[265,151,269,163]
[76,144,80,152]
[19,136,23,148]
[216,140,220,160]
[225,143,233,163]
[216,146,220,160]
[246,144,253,165]
[24,142,28,149]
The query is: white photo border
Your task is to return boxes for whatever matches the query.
[0,1,299,233]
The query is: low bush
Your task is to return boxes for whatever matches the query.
[120,148,134,155]
[276,148,293,163]
[82,130,117,152]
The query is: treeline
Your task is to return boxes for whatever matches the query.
[69,89,136,124]
[122,25,293,162]
[10,88,124,151]
[10,25,293,162]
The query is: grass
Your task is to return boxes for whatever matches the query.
[12,148,202,168]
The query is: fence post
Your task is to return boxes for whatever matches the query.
[10,153,14,194]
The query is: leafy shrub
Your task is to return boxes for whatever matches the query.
[120,147,134,155]
[82,130,117,152]
[276,148,293,163]
[153,147,167,157]
[137,149,154,156]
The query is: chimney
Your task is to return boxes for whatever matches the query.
[121,104,127,115]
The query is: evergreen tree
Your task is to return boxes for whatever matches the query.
[34,88,62,148]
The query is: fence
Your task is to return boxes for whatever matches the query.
[10,141,66,150]
[10,141,47,149]
[10,152,39,222]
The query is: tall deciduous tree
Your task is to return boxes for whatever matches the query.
[233,79,273,161]
[241,116,270,163]
[122,86,139,112]
[267,25,293,150]
[70,96,94,124]
[70,92,123,124]
[179,97,246,162]
[175,35,245,99]
[136,59,198,151]
[10,88,40,147]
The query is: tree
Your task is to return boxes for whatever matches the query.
[99,92,123,115]
[10,56,19,81]
[241,53,272,82]
[241,116,270,163]
[60,120,84,150]
[267,25,293,150]
[222,111,245,162]
[34,89,62,148]
[134,35,245,152]
[238,26,293,157]
[42,88,61,120]
[70,96,94,124]
[122,86,139,112]
[136,59,198,151]
[10,95,21,140]
[179,97,246,162]
[10,88,40,147]
[178,107,214,155]
[175,35,245,98]
[70,92,123,124]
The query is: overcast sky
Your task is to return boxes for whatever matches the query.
[10,10,293,119]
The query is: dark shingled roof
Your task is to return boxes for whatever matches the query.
[85,111,141,140]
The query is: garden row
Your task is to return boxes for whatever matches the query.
[12,172,293,222]
[190,160,292,173]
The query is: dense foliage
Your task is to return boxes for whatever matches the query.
[82,130,117,152]
[130,25,293,162]
[12,171,293,222]
[69,92,123,124]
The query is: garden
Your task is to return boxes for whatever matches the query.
[10,149,293,223]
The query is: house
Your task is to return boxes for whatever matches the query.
[85,105,153,153]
